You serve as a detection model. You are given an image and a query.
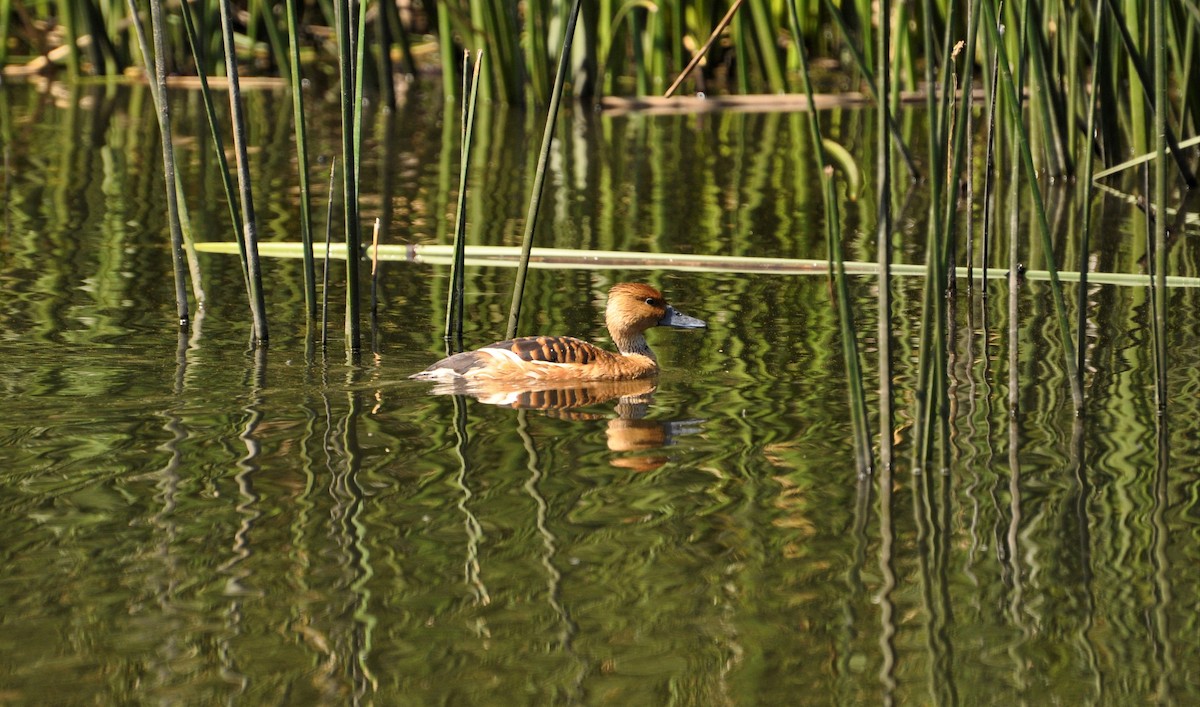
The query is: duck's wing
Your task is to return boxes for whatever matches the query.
[410,336,610,380]
[483,336,607,365]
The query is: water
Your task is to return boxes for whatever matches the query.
[1,83,1197,704]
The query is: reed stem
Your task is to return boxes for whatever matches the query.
[322,160,337,349]
[285,0,317,319]
[1152,0,1168,409]
[335,0,361,352]
[177,0,249,297]
[218,0,268,344]
[507,0,583,340]
[446,51,484,347]
[788,0,872,475]
[139,0,190,329]
[876,0,894,468]
[982,0,1082,410]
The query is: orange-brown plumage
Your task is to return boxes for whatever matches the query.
[411,283,706,383]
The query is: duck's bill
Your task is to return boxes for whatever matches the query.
[660,306,707,329]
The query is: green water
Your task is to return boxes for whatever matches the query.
[1,83,1197,704]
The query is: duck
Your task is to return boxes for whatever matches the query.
[411,282,706,383]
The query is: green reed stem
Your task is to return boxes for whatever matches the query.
[353,0,368,185]
[436,1,456,99]
[1076,0,1105,396]
[819,0,920,180]
[788,0,872,475]
[335,0,361,352]
[0,0,10,67]
[1022,0,1072,176]
[370,217,381,334]
[132,0,189,328]
[911,0,950,469]
[750,0,786,92]
[285,0,317,319]
[446,51,484,346]
[177,0,249,295]
[322,160,336,349]
[876,0,894,469]
[980,50,1000,294]
[1152,0,1168,409]
[1103,0,1197,188]
[373,0,395,106]
[506,0,583,340]
[219,0,268,344]
[982,0,1082,410]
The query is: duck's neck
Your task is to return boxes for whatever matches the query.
[613,331,655,361]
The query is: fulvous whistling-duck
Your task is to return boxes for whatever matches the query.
[411,282,706,383]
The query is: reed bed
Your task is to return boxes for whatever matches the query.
[9,0,1196,471]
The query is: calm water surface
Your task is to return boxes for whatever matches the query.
[1,83,1198,704]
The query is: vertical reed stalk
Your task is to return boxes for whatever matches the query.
[335,0,361,352]
[135,0,189,328]
[1007,131,1021,414]
[436,1,456,99]
[321,160,337,349]
[177,0,249,293]
[1075,0,1105,396]
[507,0,583,339]
[980,53,1000,294]
[370,217,381,350]
[446,51,484,346]
[982,0,1082,410]
[0,0,10,67]
[61,0,80,79]
[876,0,894,468]
[1103,0,1197,187]
[819,0,920,180]
[285,0,317,319]
[788,0,873,474]
[218,0,268,344]
[148,0,189,326]
[1152,0,1168,409]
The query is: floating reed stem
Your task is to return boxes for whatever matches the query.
[285,0,317,319]
[129,0,189,328]
[506,0,583,340]
[196,242,1200,288]
[218,0,268,344]
[446,51,484,347]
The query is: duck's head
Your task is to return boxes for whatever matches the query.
[605,283,706,346]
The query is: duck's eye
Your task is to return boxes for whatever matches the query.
[644,297,658,306]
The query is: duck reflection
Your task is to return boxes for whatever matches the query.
[428,378,702,471]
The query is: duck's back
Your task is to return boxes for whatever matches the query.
[412,335,653,381]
